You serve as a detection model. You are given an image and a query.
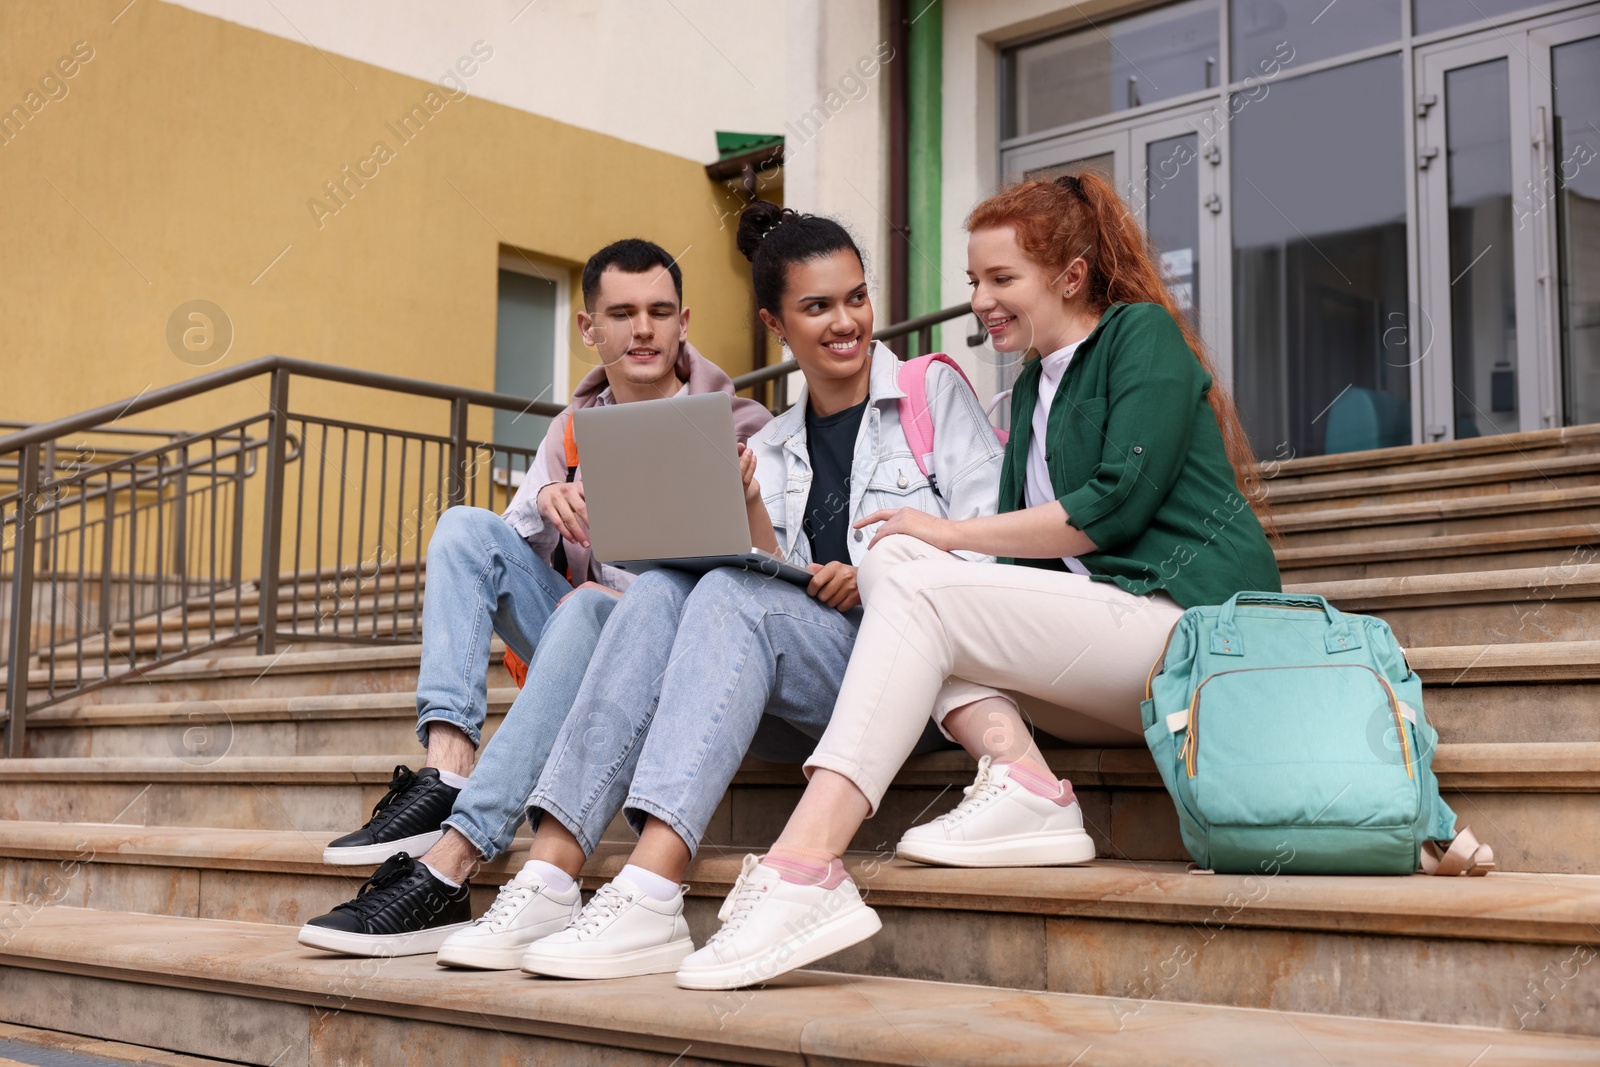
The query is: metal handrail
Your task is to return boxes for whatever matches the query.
[0,355,565,455]
[730,303,985,397]
[1,356,568,756]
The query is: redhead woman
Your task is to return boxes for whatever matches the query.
[675,172,1282,991]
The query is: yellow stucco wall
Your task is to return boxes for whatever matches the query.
[0,0,774,607]
[0,0,762,443]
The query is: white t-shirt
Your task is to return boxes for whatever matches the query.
[1024,341,1092,576]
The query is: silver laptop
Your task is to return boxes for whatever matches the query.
[573,392,813,586]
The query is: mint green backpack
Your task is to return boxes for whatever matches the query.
[1141,591,1494,876]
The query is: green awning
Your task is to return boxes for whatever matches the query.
[715,131,784,160]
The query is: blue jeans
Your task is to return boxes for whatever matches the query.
[414,506,572,747]
[528,567,875,856]
[442,586,619,861]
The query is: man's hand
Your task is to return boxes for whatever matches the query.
[856,508,954,551]
[737,442,761,505]
[806,561,860,612]
[558,580,623,607]
[537,481,590,547]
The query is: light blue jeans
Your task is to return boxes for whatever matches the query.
[527,566,946,857]
[414,506,572,747]
[442,586,620,861]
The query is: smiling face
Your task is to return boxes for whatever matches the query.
[577,266,689,391]
[759,250,874,389]
[965,224,1088,355]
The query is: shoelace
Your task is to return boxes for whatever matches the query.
[710,855,768,943]
[335,854,419,918]
[360,765,424,830]
[935,755,1006,827]
[571,882,635,936]
[476,878,539,929]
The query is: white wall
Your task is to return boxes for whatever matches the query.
[163,0,788,163]
[782,0,894,305]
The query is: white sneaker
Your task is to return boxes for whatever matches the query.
[434,865,582,970]
[520,876,693,980]
[895,755,1097,867]
[674,854,881,991]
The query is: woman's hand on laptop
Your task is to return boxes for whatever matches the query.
[806,561,860,612]
[737,443,762,504]
[537,482,591,547]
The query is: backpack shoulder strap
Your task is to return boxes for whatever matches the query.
[897,353,977,484]
[562,413,580,482]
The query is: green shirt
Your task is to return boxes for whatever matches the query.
[999,302,1281,608]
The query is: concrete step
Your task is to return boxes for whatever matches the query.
[49,611,423,665]
[19,639,1600,760]
[116,579,425,637]
[1275,524,1597,582]
[20,690,517,760]
[0,1021,239,1067]
[14,644,513,706]
[0,744,1594,873]
[100,560,1600,663]
[1265,424,1600,487]
[2,824,1599,1037]
[1272,486,1600,549]
[1291,564,1600,645]
[1265,451,1600,513]
[1,906,1596,1065]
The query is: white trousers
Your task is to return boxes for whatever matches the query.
[804,535,1186,813]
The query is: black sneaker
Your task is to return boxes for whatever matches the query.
[323,765,460,866]
[298,853,472,957]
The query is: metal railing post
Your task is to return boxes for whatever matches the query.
[173,445,189,599]
[446,397,469,509]
[5,443,41,757]
[256,369,290,655]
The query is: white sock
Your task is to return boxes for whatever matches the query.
[435,769,470,790]
[522,859,574,893]
[422,861,461,888]
[618,863,680,901]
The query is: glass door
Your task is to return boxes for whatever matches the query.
[998,110,1221,378]
[1418,9,1600,440]
[1531,14,1600,427]
[1003,128,1128,188]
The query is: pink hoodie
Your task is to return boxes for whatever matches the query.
[500,342,771,588]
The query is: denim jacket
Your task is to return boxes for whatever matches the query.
[750,342,1004,568]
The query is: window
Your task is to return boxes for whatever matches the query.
[1004,0,1220,138]
[494,258,567,451]
[1230,0,1401,79]
[1414,0,1549,36]
[1231,55,1411,457]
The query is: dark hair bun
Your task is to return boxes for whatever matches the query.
[735,200,797,262]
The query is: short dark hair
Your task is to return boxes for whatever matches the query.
[735,201,864,315]
[581,238,683,309]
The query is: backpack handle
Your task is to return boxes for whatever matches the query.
[1210,591,1363,657]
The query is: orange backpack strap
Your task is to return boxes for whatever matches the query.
[502,648,529,688]
[563,414,580,481]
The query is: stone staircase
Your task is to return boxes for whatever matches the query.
[3,430,1600,1064]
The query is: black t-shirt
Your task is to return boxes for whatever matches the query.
[802,397,869,566]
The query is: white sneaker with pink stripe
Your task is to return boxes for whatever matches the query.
[896,755,1097,867]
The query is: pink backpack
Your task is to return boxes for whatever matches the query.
[896,353,1010,492]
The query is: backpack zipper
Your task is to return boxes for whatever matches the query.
[1182,664,1414,781]
[1145,603,1334,703]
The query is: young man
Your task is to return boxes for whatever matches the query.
[298,239,769,957]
